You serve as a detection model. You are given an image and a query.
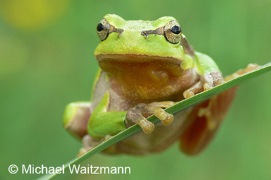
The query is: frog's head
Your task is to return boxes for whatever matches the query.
[94,14,198,101]
[94,14,194,70]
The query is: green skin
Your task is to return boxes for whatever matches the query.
[63,14,223,155]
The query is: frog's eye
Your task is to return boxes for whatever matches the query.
[97,19,123,41]
[164,20,182,44]
[97,19,110,41]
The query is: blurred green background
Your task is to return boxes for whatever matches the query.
[1,0,271,179]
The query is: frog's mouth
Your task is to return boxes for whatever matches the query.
[96,54,182,65]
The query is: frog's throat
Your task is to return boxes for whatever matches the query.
[96,54,198,102]
[96,54,183,84]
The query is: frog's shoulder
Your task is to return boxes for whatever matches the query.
[195,52,220,75]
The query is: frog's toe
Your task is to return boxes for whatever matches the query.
[126,105,155,134]
[125,102,175,134]
[78,147,90,157]
[203,83,212,91]
[77,135,100,156]
[160,113,174,125]
[183,81,202,98]
[145,103,174,125]
[183,89,195,99]
[225,64,260,81]
[138,119,155,134]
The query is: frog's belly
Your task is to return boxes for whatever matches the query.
[110,108,192,155]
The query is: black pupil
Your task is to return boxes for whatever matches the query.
[170,25,181,34]
[97,23,104,32]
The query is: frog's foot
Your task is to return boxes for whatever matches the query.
[125,101,175,134]
[183,72,224,98]
[225,64,260,81]
[78,135,103,157]
[63,102,91,139]
[78,135,115,156]
[180,86,237,155]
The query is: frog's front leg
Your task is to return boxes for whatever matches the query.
[183,52,225,98]
[183,63,260,98]
[183,72,224,98]
[125,101,175,134]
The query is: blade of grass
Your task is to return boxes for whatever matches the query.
[46,62,271,180]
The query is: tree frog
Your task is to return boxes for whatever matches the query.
[63,14,258,155]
